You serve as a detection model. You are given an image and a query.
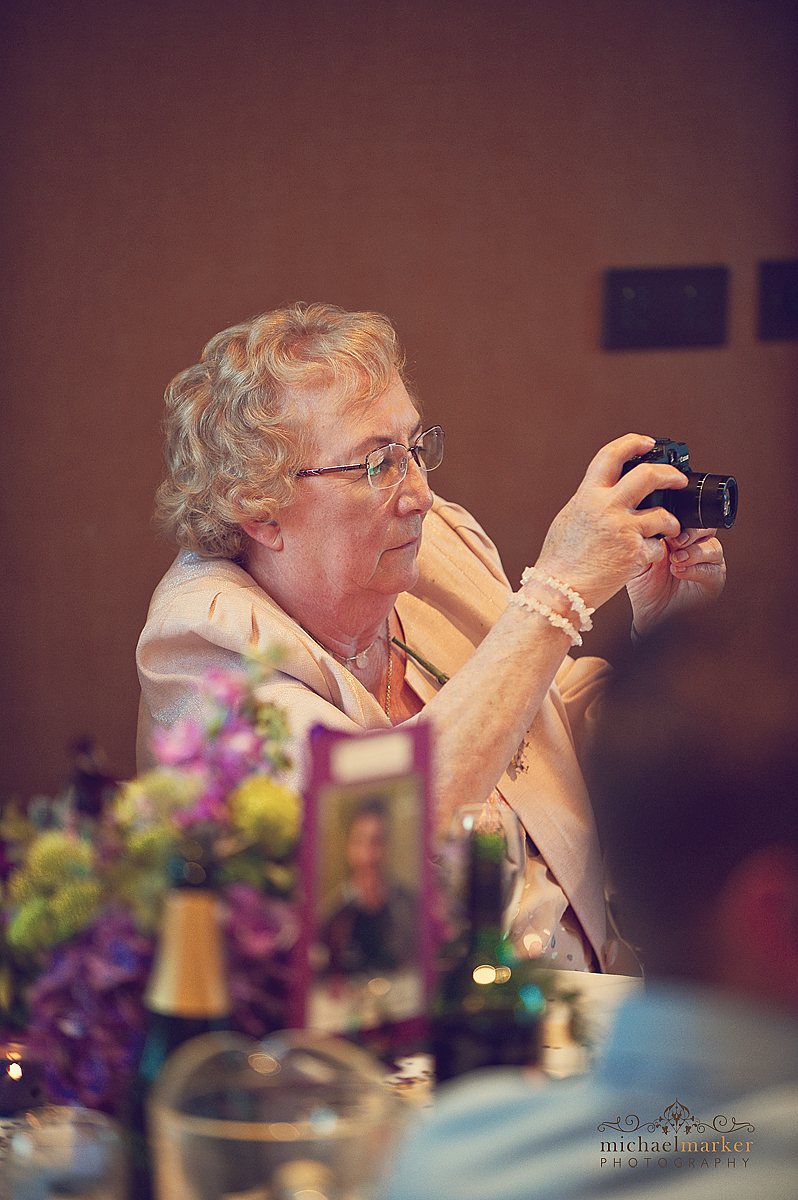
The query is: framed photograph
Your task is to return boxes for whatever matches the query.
[290,722,434,1051]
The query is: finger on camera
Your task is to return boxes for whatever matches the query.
[637,508,681,542]
[586,433,657,484]
[670,540,725,571]
[617,461,688,508]
[665,527,718,550]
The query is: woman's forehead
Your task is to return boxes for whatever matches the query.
[291,374,420,453]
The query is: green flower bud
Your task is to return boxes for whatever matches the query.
[52,879,103,941]
[7,896,59,953]
[228,775,300,859]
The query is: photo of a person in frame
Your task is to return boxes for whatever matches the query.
[310,788,422,1034]
[321,796,417,978]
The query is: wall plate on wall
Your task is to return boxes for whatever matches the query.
[602,265,728,350]
[758,260,798,341]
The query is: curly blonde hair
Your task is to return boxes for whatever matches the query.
[154,302,410,559]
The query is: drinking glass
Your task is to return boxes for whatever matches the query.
[3,1106,126,1200]
[148,1029,401,1200]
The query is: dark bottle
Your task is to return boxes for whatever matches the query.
[126,868,231,1200]
[430,826,543,1084]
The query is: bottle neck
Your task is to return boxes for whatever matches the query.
[144,887,230,1019]
[466,829,505,936]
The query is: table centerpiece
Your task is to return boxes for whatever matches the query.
[0,649,301,1115]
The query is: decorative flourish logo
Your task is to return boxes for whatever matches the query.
[597,1100,755,1170]
[599,1098,755,1138]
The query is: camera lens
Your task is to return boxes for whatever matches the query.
[672,473,738,530]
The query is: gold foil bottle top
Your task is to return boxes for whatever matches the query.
[145,888,230,1019]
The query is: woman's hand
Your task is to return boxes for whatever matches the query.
[626,525,726,636]
[420,432,725,825]
[535,433,689,610]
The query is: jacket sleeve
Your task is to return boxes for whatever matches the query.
[554,653,612,767]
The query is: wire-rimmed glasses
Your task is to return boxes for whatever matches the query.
[295,426,444,491]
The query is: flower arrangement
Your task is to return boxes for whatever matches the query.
[0,649,301,1114]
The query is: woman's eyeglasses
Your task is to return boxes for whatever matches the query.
[295,426,444,491]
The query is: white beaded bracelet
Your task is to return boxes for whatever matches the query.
[508,589,583,647]
[520,566,595,633]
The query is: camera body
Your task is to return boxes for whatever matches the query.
[621,438,737,530]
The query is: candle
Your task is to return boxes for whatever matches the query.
[0,1042,45,1116]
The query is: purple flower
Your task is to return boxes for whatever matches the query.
[202,723,270,795]
[24,888,301,1111]
[26,907,155,1114]
[214,726,264,770]
[11,654,301,1116]
[222,883,299,957]
[220,884,299,1038]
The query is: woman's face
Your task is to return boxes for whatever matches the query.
[263,373,435,623]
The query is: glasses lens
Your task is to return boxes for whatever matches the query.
[366,444,407,490]
[415,427,444,471]
[365,429,444,490]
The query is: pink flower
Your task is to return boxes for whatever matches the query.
[151,718,205,765]
[211,726,264,779]
[201,667,249,711]
[172,790,230,829]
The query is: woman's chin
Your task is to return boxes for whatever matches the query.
[374,555,420,596]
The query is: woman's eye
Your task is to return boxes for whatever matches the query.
[367,453,387,477]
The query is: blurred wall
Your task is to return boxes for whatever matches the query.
[2,0,796,798]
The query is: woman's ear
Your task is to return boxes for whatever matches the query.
[241,518,283,551]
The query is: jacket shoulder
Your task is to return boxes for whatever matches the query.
[422,495,510,588]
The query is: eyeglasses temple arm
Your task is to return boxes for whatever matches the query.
[295,464,366,477]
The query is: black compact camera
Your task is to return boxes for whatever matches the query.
[621,439,738,530]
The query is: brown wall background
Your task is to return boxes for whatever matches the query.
[2,0,797,799]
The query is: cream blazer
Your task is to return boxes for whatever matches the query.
[137,496,614,967]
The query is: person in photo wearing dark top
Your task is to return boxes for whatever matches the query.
[321,798,416,978]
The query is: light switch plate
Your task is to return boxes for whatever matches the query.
[602,265,728,350]
[758,260,798,341]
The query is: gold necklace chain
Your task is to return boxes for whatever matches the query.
[384,620,393,720]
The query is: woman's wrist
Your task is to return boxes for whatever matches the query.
[507,567,595,648]
[520,566,595,633]
[508,588,582,645]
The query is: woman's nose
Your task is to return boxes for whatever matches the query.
[396,454,434,515]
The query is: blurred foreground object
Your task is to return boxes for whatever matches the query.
[149,1030,400,1200]
[3,1106,126,1200]
[430,802,544,1082]
[0,1041,45,1117]
[126,872,232,1200]
[379,607,798,1199]
[1,650,300,1114]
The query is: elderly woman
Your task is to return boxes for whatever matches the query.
[137,302,726,973]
